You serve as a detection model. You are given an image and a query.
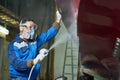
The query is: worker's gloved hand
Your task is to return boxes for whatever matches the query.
[56,10,62,23]
[33,48,48,65]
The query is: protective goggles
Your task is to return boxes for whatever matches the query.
[20,24,38,30]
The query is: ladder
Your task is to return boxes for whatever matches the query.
[62,37,79,80]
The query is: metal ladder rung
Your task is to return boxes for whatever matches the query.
[65,64,78,67]
[66,56,72,57]
[64,73,72,75]
[67,48,78,49]
[66,56,77,57]
[67,47,72,48]
[65,64,72,66]
[73,58,78,60]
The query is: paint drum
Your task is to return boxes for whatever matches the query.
[55,76,67,80]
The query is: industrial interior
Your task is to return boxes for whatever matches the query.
[1,0,120,80]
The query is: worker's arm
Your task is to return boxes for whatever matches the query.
[8,50,33,70]
[36,10,61,47]
[8,42,34,70]
[53,10,62,29]
[36,26,58,47]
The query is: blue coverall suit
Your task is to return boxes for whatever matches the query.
[7,26,58,80]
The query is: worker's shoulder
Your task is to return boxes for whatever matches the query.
[9,35,26,48]
[13,41,28,49]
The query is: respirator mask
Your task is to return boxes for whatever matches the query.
[28,25,38,40]
[19,20,38,41]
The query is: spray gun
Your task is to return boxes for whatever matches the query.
[40,48,49,56]
[33,48,49,65]
[28,48,49,80]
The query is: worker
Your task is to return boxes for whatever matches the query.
[7,10,61,80]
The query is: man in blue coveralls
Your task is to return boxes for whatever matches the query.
[7,10,61,80]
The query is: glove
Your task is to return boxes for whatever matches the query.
[56,10,62,22]
[33,48,48,65]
